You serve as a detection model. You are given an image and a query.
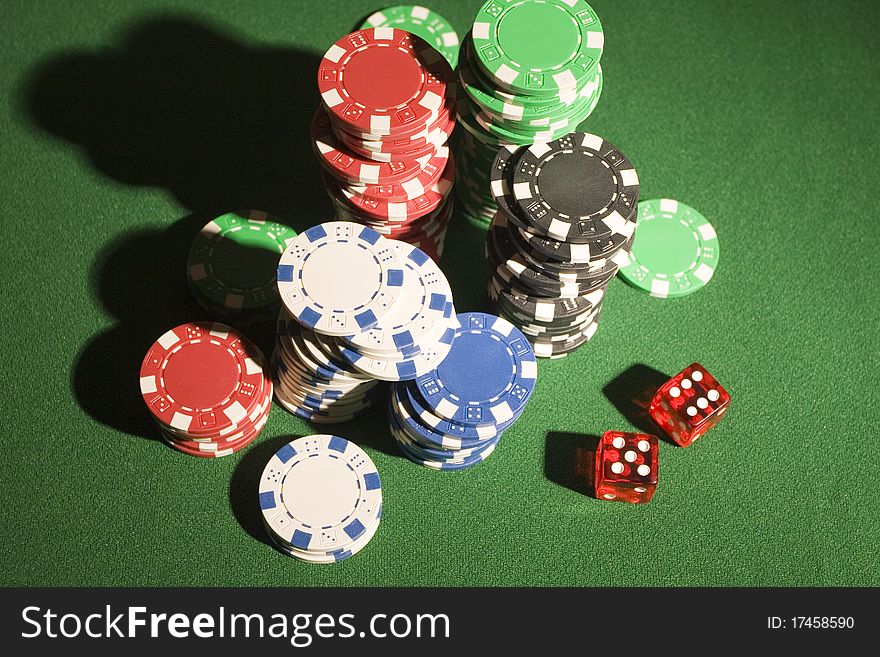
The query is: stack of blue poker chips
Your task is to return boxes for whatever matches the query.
[388,312,538,470]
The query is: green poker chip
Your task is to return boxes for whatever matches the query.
[359,5,460,68]
[618,199,720,298]
[471,0,604,97]
[186,211,297,313]
[460,34,603,119]
[472,70,602,141]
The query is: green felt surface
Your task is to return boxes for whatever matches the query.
[1,0,877,587]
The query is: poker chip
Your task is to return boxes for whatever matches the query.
[273,318,380,424]
[412,311,537,425]
[344,147,450,203]
[276,221,405,336]
[511,133,639,243]
[186,211,297,322]
[359,5,460,68]
[395,384,509,448]
[339,315,457,381]
[259,435,382,562]
[486,214,620,297]
[471,0,604,97]
[139,322,272,454]
[335,114,455,160]
[312,108,428,186]
[337,157,455,223]
[340,239,453,356]
[318,28,451,137]
[490,269,605,323]
[617,199,720,298]
[462,51,603,123]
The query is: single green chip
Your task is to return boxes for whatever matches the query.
[618,199,720,299]
[460,35,602,119]
[472,0,604,97]
[360,5,460,68]
[471,67,602,141]
[187,211,297,312]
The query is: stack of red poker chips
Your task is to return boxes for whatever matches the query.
[311,27,457,263]
[139,322,272,457]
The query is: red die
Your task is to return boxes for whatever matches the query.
[649,363,730,447]
[594,431,659,504]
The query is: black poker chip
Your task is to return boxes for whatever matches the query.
[511,132,640,243]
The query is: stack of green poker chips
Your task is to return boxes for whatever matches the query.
[186,211,298,324]
[455,0,606,226]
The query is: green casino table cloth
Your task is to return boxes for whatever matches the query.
[0,0,876,586]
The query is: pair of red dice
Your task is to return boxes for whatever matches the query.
[595,363,730,504]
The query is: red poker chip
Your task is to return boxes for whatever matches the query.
[342,147,451,203]
[139,322,269,438]
[155,344,272,441]
[311,108,428,186]
[317,28,452,137]
[331,78,457,142]
[160,429,257,458]
[162,399,272,450]
[336,111,454,156]
[336,131,441,164]
[159,397,272,455]
[161,385,272,443]
[361,209,451,251]
[337,159,454,222]
[327,183,453,236]
[344,125,452,159]
[371,211,449,239]
[355,194,453,232]
[331,105,450,146]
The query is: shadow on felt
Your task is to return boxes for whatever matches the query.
[544,431,600,497]
[18,16,330,439]
[602,362,674,444]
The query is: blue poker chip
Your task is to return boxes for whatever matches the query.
[387,397,500,461]
[391,382,509,449]
[390,419,500,470]
[390,421,501,464]
[412,312,538,425]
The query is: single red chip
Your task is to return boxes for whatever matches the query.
[332,89,454,142]
[311,108,428,185]
[337,156,455,222]
[334,111,454,155]
[317,28,452,137]
[342,147,451,203]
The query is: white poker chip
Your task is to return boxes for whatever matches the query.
[259,435,382,557]
[341,240,452,358]
[277,221,404,336]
